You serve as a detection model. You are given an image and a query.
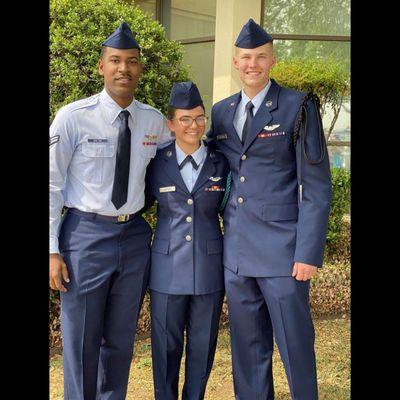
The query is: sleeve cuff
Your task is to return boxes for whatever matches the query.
[49,237,59,254]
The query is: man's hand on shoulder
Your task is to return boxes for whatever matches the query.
[292,262,318,281]
[50,253,70,292]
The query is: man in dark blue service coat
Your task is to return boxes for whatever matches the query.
[49,22,171,399]
[145,81,230,400]
[207,19,332,400]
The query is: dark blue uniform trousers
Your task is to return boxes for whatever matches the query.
[150,290,224,400]
[225,268,317,400]
[59,209,151,400]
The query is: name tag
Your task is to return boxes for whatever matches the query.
[216,134,228,140]
[88,138,108,143]
[159,186,176,193]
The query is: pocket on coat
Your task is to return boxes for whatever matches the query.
[261,203,298,221]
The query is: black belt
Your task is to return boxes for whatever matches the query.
[68,208,139,223]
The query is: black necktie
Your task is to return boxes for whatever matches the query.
[241,101,254,144]
[179,155,199,170]
[111,110,131,209]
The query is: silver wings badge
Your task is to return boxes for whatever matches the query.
[264,124,280,131]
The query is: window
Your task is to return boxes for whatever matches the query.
[263,0,350,170]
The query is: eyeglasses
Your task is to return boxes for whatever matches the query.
[175,115,208,127]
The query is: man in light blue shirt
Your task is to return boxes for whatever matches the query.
[49,22,172,400]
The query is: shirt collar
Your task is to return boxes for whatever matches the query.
[240,80,272,115]
[175,140,206,166]
[99,88,136,124]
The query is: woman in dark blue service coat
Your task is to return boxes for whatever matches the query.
[145,81,230,400]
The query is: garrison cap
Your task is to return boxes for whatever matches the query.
[102,22,140,50]
[235,18,273,48]
[169,81,204,110]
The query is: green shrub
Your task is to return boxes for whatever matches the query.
[270,57,350,137]
[50,0,190,121]
[325,168,350,259]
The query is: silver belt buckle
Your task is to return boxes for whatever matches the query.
[117,214,129,223]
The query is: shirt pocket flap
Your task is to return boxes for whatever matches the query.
[82,142,115,157]
[152,238,170,254]
[207,239,222,255]
[261,204,298,221]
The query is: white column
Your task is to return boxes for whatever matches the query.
[212,0,262,103]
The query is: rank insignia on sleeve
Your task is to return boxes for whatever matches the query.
[49,135,60,147]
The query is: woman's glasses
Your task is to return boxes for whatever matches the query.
[175,115,208,127]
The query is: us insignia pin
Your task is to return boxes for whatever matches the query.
[159,186,176,193]
[266,100,273,107]
[264,124,280,131]
[166,150,172,157]
[230,102,235,107]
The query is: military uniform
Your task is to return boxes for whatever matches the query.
[206,19,332,400]
[145,82,230,400]
[49,22,172,400]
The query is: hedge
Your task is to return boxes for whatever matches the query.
[50,0,190,121]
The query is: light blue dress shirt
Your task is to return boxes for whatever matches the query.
[49,89,172,253]
[175,141,207,192]
[233,80,272,140]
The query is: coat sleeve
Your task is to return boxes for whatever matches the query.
[141,158,156,214]
[206,105,217,140]
[293,98,332,267]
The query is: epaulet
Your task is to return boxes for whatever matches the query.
[69,94,100,112]
[214,93,237,108]
[135,101,164,117]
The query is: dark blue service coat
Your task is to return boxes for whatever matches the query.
[207,78,332,277]
[145,141,230,295]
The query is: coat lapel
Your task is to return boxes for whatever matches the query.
[191,148,217,194]
[222,92,243,149]
[243,79,280,151]
[161,143,190,194]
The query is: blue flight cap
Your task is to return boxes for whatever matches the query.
[169,82,204,110]
[235,18,273,48]
[102,22,140,50]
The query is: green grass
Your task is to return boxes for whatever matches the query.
[50,317,350,399]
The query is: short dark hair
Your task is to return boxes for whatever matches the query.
[100,45,141,59]
[167,104,206,120]
[167,107,177,120]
